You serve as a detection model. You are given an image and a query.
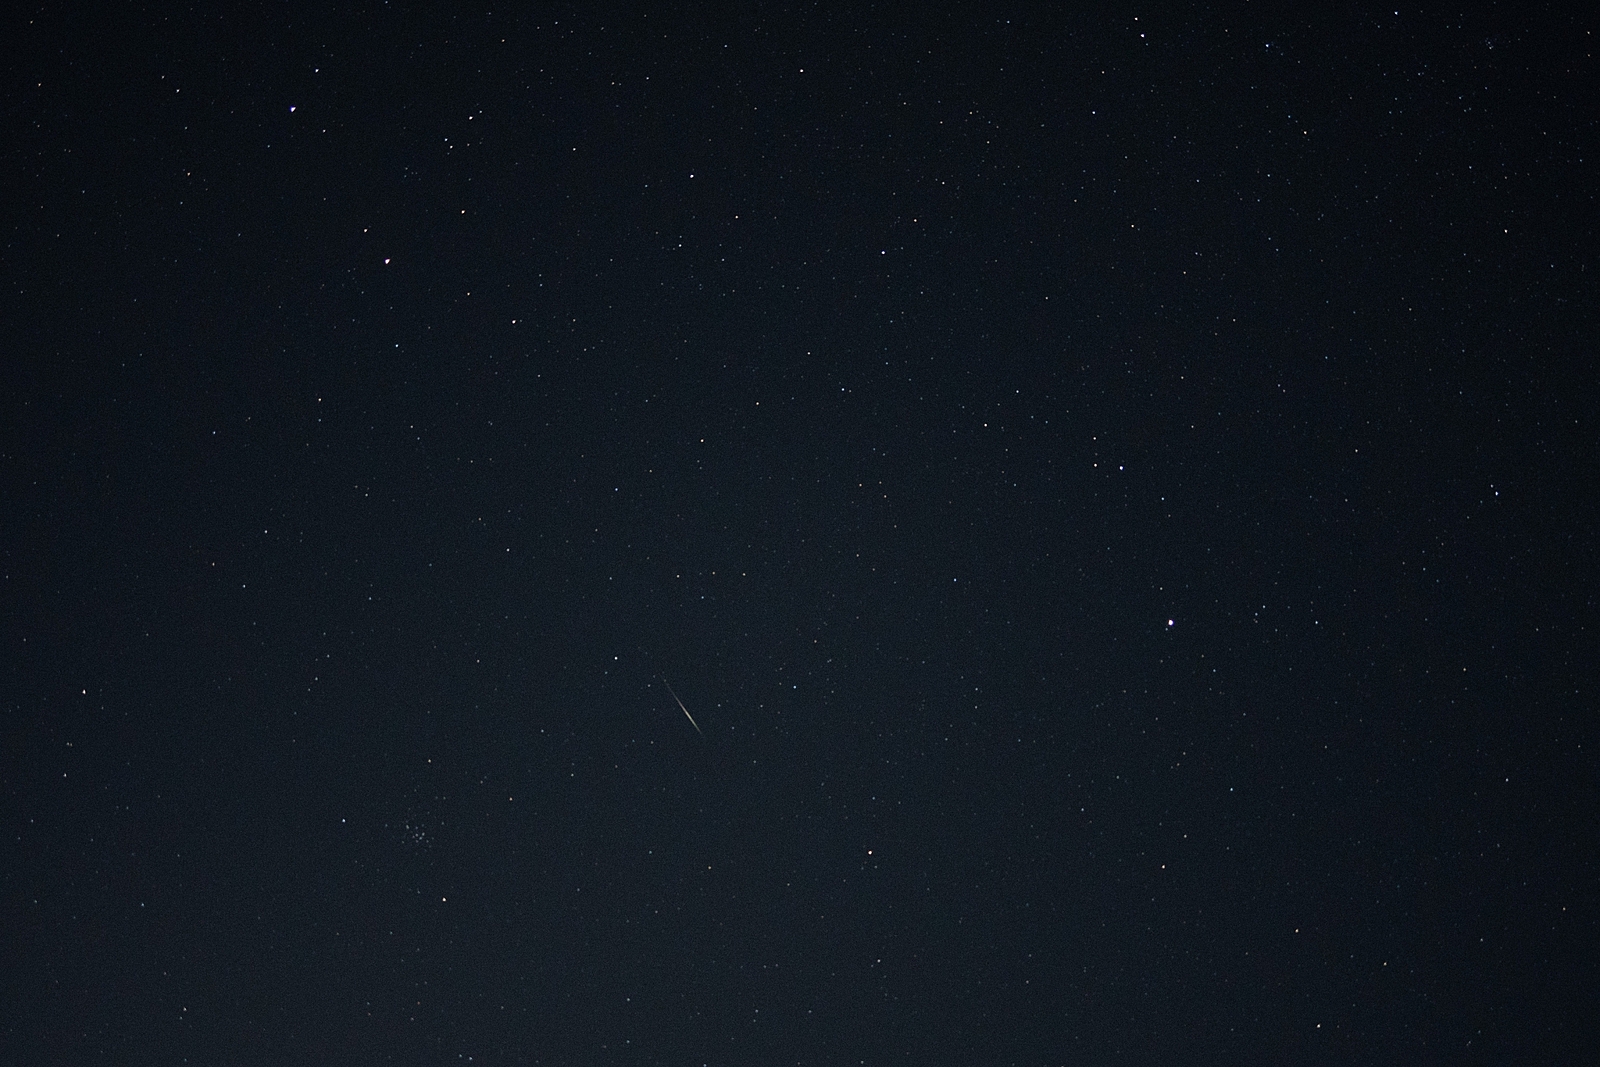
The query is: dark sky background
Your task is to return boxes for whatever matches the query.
[3,3,1596,1064]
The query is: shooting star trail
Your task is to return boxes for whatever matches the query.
[659,681,704,739]
[661,679,702,736]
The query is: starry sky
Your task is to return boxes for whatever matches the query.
[3,3,1596,1064]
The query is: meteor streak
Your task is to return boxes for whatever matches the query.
[662,678,702,735]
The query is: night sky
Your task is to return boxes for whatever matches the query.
[4,3,1596,1064]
